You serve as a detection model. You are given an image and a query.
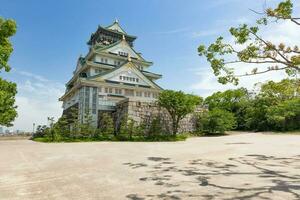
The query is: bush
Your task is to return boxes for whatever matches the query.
[199,109,236,135]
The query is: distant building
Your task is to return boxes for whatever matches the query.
[59,20,162,127]
[0,127,3,134]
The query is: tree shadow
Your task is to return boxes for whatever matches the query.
[225,142,252,145]
[124,155,300,199]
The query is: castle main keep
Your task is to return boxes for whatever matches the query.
[59,20,163,127]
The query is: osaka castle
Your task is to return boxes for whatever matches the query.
[59,20,162,127]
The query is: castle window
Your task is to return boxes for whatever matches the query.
[114,60,121,66]
[136,91,142,97]
[115,88,122,95]
[105,87,112,93]
[118,51,128,57]
[125,89,134,96]
[120,75,140,83]
[84,86,90,112]
[101,58,108,64]
[92,87,97,114]
[144,91,151,98]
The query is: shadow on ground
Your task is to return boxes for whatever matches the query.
[124,154,300,200]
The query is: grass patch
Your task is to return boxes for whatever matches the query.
[32,134,188,143]
[188,132,228,137]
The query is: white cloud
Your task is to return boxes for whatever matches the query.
[153,27,190,35]
[192,30,219,38]
[5,70,65,132]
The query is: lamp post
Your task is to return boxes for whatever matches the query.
[32,123,35,134]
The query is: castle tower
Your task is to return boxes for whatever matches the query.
[59,20,162,127]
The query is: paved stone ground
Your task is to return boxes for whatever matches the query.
[0,133,300,200]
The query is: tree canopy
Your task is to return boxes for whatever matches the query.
[198,0,300,85]
[158,90,203,135]
[0,17,17,126]
[0,17,17,72]
[202,79,299,132]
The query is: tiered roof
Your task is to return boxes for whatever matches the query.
[60,20,162,101]
[87,20,137,46]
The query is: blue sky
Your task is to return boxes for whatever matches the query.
[1,0,299,131]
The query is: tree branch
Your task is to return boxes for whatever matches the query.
[250,31,292,64]
[224,60,279,65]
[236,66,289,77]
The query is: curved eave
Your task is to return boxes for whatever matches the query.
[142,71,162,79]
[101,26,137,39]
[59,81,81,101]
[91,50,153,67]
[93,39,151,64]
[87,26,137,45]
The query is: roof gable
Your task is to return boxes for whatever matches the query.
[101,39,145,61]
[106,21,127,34]
[88,62,161,89]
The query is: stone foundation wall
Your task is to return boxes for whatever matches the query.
[115,99,203,133]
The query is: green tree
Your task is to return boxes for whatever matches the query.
[158,90,202,135]
[244,96,275,131]
[98,113,114,136]
[259,79,299,101]
[54,115,70,138]
[267,98,300,131]
[80,110,95,138]
[200,109,237,135]
[204,88,250,129]
[68,106,80,138]
[0,17,17,126]
[0,78,17,126]
[147,116,165,137]
[198,0,299,85]
[244,79,299,131]
[34,125,47,138]
[47,117,56,141]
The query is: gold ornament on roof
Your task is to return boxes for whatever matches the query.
[127,54,131,62]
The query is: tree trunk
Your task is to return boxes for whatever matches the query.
[172,118,179,136]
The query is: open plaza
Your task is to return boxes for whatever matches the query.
[1,132,300,200]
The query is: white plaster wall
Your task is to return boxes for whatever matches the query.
[108,70,148,86]
[94,55,115,65]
